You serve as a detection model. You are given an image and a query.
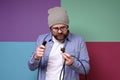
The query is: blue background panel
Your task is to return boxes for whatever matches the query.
[0,42,37,80]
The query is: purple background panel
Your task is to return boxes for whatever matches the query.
[0,0,60,41]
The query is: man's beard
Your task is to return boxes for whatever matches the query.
[53,31,69,42]
[54,34,66,42]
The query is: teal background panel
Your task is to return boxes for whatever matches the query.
[61,0,120,42]
[0,42,37,80]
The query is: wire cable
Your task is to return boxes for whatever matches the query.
[59,59,66,80]
[72,56,87,80]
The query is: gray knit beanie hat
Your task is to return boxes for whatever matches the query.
[48,7,69,27]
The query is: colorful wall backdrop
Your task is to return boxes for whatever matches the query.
[0,0,120,80]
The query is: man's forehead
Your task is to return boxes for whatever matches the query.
[52,23,67,27]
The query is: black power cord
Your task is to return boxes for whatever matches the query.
[37,41,47,80]
[71,55,87,80]
[60,48,87,80]
[59,48,66,80]
[59,59,66,80]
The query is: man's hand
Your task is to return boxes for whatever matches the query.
[34,45,46,60]
[61,53,73,66]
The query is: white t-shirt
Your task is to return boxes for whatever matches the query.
[45,37,64,80]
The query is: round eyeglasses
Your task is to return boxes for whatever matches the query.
[51,26,68,32]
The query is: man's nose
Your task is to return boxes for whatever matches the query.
[58,29,63,33]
